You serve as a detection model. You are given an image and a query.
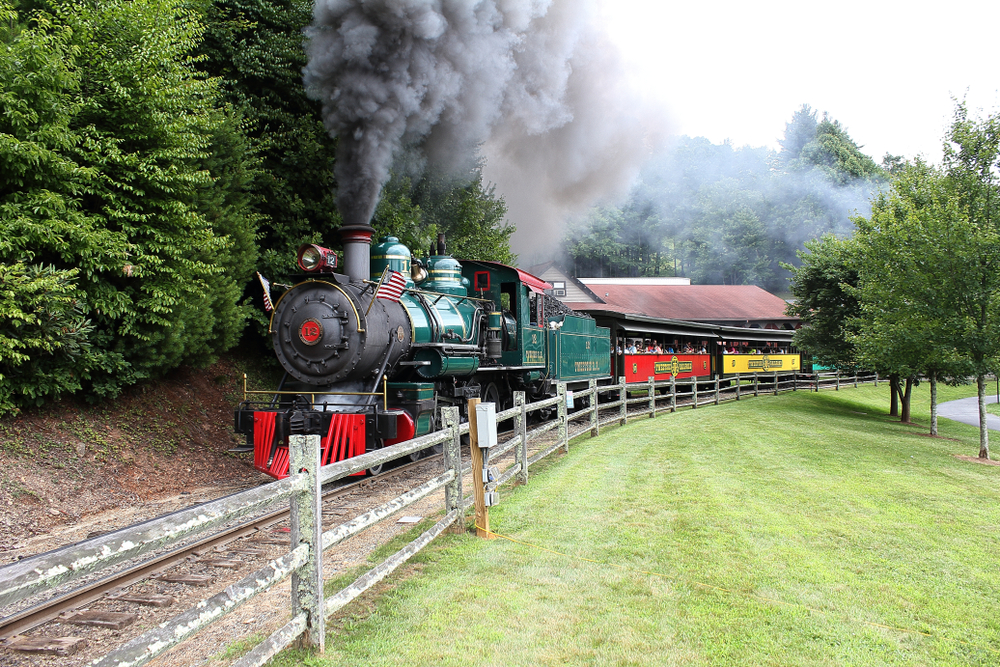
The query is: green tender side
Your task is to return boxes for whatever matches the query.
[547,315,612,380]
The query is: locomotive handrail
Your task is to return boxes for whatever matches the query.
[242,373,388,407]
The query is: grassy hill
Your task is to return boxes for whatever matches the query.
[272,383,1000,667]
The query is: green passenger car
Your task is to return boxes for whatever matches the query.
[546,315,612,382]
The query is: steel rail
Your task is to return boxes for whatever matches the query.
[0,456,433,640]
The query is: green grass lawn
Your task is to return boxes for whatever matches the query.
[271,382,1000,666]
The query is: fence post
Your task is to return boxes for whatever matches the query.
[774,370,779,396]
[442,406,464,531]
[714,378,720,405]
[589,379,599,437]
[619,377,627,426]
[513,393,528,485]
[875,372,879,387]
[288,434,325,652]
[557,383,568,453]
[670,376,677,413]
[692,377,699,408]
[836,371,840,391]
[735,373,741,401]
[647,377,655,417]
[854,372,858,388]
[815,372,819,392]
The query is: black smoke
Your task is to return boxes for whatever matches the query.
[304,0,660,243]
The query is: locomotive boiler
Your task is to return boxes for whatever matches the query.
[235,226,611,479]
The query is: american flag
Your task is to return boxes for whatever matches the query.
[375,268,407,302]
[257,272,274,312]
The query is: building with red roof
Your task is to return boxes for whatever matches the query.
[526,265,797,330]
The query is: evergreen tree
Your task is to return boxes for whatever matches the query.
[0,0,257,412]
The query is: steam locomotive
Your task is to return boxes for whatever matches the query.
[234,226,611,479]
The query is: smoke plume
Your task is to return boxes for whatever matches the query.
[304,0,662,248]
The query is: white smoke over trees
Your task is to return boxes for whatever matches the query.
[564,106,887,293]
[303,0,662,254]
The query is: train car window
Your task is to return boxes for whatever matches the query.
[474,271,490,291]
[529,292,539,325]
[500,282,516,319]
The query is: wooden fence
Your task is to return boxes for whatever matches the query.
[0,370,876,666]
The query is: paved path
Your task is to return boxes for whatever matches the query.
[938,395,1000,431]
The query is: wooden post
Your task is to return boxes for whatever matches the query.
[815,373,819,392]
[774,370,779,396]
[557,383,568,453]
[589,379,599,437]
[692,377,699,408]
[442,407,464,531]
[514,393,528,485]
[647,377,655,418]
[670,376,676,413]
[288,434,324,652]
[714,378,720,405]
[735,373,741,401]
[854,372,858,388]
[875,372,879,387]
[467,398,493,539]
[793,372,798,391]
[754,372,759,397]
[619,377,627,426]
[836,371,840,391]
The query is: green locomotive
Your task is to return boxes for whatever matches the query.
[235,231,610,479]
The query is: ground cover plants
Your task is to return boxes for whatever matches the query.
[270,382,999,666]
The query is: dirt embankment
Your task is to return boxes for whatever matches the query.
[0,356,273,558]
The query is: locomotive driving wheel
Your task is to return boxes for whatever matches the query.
[483,382,501,407]
[366,438,384,476]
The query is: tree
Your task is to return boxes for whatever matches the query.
[0,0,257,412]
[848,104,1000,457]
[936,104,1000,458]
[852,162,972,432]
[784,235,862,368]
[193,0,339,284]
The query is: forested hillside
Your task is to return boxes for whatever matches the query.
[563,106,890,293]
[0,0,512,415]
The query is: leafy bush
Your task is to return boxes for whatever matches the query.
[0,0,257,413]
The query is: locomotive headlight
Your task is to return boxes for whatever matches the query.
[297,244,338,272]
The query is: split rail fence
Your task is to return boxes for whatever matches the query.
[0,370,876,666]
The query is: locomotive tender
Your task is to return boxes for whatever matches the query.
[235,226,611,479]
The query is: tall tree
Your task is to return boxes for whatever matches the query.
[193,0,339,284]
[0,0,257,412]
[784,235,861,369]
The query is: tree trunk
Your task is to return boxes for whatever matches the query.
[889,374,900,417]
[901,377,913,423]
[929,373,938,436]
[977,375,990,459]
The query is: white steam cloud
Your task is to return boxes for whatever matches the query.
[304,0,664,254]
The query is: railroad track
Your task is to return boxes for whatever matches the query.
[0,455,438,660]
[1,406,652,662]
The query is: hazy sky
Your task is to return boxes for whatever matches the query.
[601,0,1000,162]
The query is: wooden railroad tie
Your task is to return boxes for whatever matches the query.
[196,557,243,569]
[60,610,137,630]
[108,593,176,607]
[156,573,214,587]
[5,635,88,656]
